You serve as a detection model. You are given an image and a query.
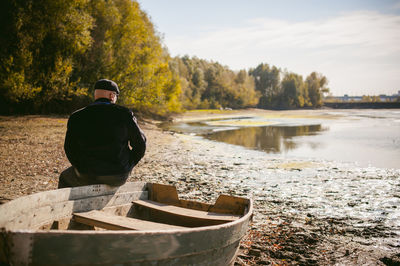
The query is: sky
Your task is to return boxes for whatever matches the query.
[138,0,400,96]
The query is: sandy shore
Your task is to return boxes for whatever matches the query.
[0,113,399,265]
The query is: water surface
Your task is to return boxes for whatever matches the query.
[162,109,400,169]
[158,109,400,253]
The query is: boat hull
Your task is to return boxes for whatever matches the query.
[0,182,252,265]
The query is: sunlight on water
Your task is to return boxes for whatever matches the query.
[161,109,400,169]
[160,110,400,250]
[203,124,328,154]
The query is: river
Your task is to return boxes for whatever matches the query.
[160,109,400,261]
[162,109,400,169]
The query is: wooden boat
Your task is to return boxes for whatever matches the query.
[0,182,253,265]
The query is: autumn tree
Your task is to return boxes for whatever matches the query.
[281,72,306,108]
[305,72,329,107]
[171,56,258,109]
[1,0,181,115]
[249,63,281,108]
[0,0,93,113]
[234,70,259,108]
[72,0,181,115]
[171,56,208,109]
[0,0,330,114]
[248,63,329,109]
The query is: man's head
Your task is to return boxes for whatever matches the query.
[94,79,120,103]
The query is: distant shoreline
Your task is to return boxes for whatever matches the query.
[323,101,400,109]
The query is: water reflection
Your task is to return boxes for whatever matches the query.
[202,125,327,153]
[160,110,400,168]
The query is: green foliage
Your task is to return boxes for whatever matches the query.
[171,56,259,110]
[249,63,329,109]
[305,72,329,107]
[281,72,306,108]
[0,0,328,115]
[1,0,181,115]
[71,0,182,115]
[249,63,281,108]
[0,0,93,113]
[362,95,381,103]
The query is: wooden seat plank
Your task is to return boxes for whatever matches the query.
[132,200,241,227]
[73,210,186,231]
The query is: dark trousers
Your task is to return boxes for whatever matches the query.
[58,166,130,189]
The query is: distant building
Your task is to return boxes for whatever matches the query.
[338,95,363,102]
[326,92,399,102]
[379,93,400,102]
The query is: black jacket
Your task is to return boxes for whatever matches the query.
[64,98,146,176]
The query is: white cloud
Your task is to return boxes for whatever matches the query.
[393,1,400,9]
[166,11,400,95]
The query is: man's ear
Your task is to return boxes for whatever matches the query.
[110,92,117,103]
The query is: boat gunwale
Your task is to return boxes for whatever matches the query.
[3,199,253,234]
[0,182,253,235]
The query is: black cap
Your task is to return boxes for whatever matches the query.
[94,79,120,95]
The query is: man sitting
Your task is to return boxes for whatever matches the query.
[58,79,146,188]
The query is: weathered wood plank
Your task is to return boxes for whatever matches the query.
[132,200,241,227]
[0,182,147,226]
[3,191,147,230]
[7,219,250,265]
[148,183,180,205]
[73,210,186,231]
[179,199,212,212]
[0,182,254,266]
[209,194,249,215]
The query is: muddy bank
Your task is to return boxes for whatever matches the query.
[140,123,400,265]
[0,114,399,265]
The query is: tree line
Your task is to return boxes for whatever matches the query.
[0,0,180,115]
[170,56,259,110]
[174,58,330,110]
[0,0,329,115]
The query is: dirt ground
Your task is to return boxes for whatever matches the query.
[0,114,399,265]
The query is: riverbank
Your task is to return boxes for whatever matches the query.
[324,101,400,109]
[0,114,399,265]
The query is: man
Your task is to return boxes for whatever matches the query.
[58,79,146,188]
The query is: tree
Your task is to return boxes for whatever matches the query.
[362,95,372,102]
[170,56,258,110]
[72,0,182,115]
[1,0,181,115]
[281,72,306,108]
[233,70,259,108]
[249,63,281,108]
[0,0,93,113]
[305,72,329,107]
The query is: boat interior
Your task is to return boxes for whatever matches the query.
[35,183,250,231]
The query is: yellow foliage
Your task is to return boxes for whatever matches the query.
[4,71,41,102]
